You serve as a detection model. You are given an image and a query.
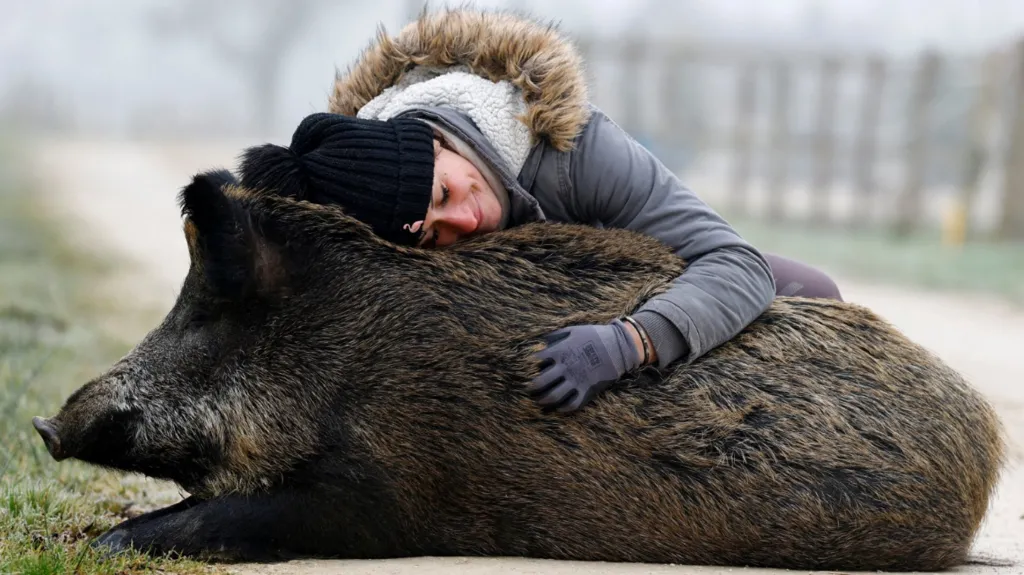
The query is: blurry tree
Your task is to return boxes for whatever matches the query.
[149,0,334,135]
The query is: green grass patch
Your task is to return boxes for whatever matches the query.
[725,213,1024,306]
[0,138,217,574]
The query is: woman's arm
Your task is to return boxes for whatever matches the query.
[566,109,776,368]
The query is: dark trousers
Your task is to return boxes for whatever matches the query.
[763,253,843,301]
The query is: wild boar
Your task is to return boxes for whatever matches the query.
[33,170,1004,571]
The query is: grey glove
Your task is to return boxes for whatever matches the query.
[526,319,642,413]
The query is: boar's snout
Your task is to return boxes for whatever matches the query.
[32,416,67,461]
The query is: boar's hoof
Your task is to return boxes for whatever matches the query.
[90,526,175,560]
[32,416,66,461]
[90,528,133,558]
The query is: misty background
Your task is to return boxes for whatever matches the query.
[5,0,1024,139]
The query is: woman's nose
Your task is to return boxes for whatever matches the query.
[437,201,477,234]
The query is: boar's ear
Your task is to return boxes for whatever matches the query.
[178,169,287,300]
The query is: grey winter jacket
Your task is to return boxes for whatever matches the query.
[326,8,776,369]
[400,104,776,369]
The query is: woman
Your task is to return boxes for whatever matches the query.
[238,8,842,413]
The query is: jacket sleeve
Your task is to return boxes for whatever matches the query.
[566,110,776,368]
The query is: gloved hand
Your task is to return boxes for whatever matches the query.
[526,319,642,413]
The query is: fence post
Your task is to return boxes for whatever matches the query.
[850,56,887,228]
[893,49,941,237]
[619,36,644,138]
[998,39,1024,241]
[810,56,841,225]
[952,49,1003,244]
[574,35,597,88]
[658,42,690,170]
[765,59,791,222]
[729,61,758,215]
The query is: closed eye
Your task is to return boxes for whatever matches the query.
[420,183,450,248]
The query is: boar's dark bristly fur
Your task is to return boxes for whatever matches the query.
[36,171,1004,570]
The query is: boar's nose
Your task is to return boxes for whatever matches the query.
[32,416,67,461]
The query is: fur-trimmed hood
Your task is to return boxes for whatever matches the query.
[328,8,591,152]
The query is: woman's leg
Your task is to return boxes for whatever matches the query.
[763,253,843,301]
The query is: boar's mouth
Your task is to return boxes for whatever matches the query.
[32,416,67,461]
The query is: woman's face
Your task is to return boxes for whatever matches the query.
[413,139,503,248]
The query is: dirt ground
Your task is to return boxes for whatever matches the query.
[27,138,1024,575]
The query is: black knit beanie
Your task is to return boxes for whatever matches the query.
[238,112,436,246]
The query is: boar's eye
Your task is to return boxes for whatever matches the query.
[188,309,211,327]
[187,306,221,329]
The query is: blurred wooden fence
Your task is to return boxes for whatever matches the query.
[573,36,1024,243]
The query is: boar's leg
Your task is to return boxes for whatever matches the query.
[91,487,393,562]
